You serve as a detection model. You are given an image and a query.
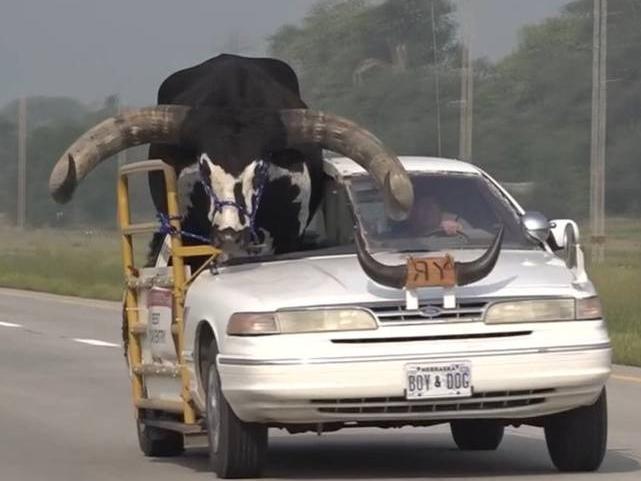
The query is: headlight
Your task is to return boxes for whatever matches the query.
[277,308,377,333]
[227,308,378,335]
[484,299,575,324]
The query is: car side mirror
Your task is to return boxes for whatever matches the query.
[548,219,580,248]
[549,219,581,269]
[521,211,550,244]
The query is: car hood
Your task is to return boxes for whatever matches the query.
[189,249,595,311]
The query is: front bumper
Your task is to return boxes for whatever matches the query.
[218,342,612,424]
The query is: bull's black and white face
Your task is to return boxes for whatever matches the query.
[197,153,266,254]
[181,145,313,259]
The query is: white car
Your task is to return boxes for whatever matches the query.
[140,156,611,478]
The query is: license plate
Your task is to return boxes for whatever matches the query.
[405,361,472,400]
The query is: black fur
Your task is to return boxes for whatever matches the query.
[145,54,323,267]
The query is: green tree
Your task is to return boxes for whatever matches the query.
[474,0,641,218]
[270,0,461,157]
[270,0,641,219]
[0,96,121,228]
[0,118,18,223]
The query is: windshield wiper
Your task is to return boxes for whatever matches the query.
[395,248,436,253]
[394,244,495,253]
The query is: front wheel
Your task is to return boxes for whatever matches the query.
[450,419,504,450]
[206,341,268,478]
[544,388,607,472]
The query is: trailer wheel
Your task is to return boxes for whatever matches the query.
[544,388,607,472]
[206,341,267,478]
[136,412,184,457]
[450,419,504,450]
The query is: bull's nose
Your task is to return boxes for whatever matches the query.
[211,227,253,249]
[217,227,241,243]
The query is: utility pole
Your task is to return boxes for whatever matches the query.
[590,0,607,263]
[459,0,473,162]
[17,97,27,230]
[430,0,442,156]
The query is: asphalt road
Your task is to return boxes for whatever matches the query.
[1,287,640,481]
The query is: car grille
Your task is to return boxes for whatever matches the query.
[311,389,552,415]
[367,300,488,324]
[331,330,531,344]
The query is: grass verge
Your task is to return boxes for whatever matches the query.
[586,218,641,367]
[0,227,128,301]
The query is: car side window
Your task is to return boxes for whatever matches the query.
[322,177,355,247]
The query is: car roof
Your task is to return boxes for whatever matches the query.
[323,155,483,179]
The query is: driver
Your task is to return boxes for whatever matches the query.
[408,195,467,236]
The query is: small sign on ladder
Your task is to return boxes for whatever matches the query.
[148,288,178,363]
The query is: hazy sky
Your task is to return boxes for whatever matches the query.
[0,0,568,107]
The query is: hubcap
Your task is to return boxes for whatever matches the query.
[207,366,220,453]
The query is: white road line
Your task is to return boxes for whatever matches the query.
[0,321,23,328]
[612,374,641,385]
[72,338,120,348]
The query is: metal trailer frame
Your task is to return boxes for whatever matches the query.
[117,160,220,431]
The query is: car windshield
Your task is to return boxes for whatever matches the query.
[347,172,535,252]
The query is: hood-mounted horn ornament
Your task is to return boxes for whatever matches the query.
[355,225,504,289]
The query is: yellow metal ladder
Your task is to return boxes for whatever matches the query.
[117,160,220,426]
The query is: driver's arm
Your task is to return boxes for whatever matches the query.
[441,213,470,235]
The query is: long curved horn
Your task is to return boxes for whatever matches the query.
[49,105,190,203]
[355,227,407,289]
[355,226,504,289]
[455,226,504,285]
[278,109,414,221]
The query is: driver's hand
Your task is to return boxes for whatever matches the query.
[441,219,462,236]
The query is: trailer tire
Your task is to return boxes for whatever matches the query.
[206,340,267,478]
[136,414,184,457]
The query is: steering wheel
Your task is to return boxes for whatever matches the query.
[423,227,470,242]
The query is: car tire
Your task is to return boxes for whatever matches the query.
[136,413,184,457]
[544,388,607,472]
[206,340,268,479]
[450,419,504,450]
